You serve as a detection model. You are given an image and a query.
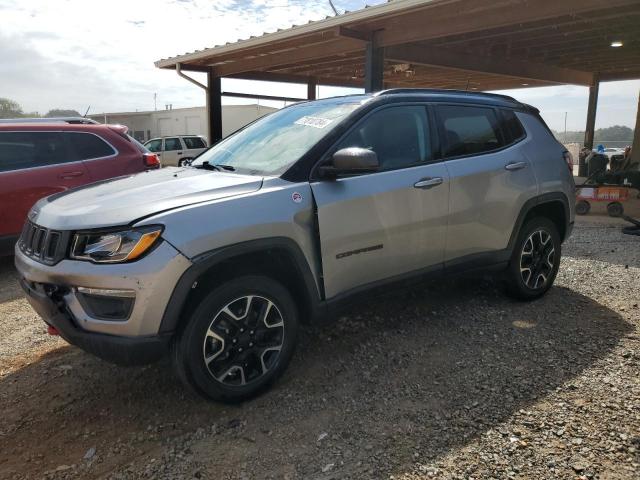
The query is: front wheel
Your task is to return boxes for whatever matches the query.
[173,276,299,402]
[505,217,561,301]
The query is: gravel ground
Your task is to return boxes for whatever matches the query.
[0,219,638,479]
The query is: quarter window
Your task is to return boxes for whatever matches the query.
[438,105,502,157]
[183,136,206,149]
[65,132,115,160]
[335,106,432,170]
[500,109,526,144]
[164,138,182,151]
[0,131,73,172]
[145,139,162,152]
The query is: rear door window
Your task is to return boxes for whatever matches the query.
[0,131,74,172]
[164,137,182,151]
[437,105,503,157]
[64,132,116,160]
[183,136,206,149]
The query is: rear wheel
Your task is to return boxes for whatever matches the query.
[173,275,299,402]
[505,217,561,301]
[178,157,193,167]
[607,201,624,217]
[575,200,590,215]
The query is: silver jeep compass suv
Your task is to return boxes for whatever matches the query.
[16,89,575,402]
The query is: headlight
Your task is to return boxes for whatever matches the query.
[71,226,162,263]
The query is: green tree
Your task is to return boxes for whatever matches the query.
[45,108,81,118]
[0,98,24,118]
[594,125,634,143]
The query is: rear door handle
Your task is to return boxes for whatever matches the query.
[505,161,527,171]
[414,177,444,189]
[177,151,183,155]
[58,171,84,179]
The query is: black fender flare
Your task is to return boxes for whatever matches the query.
[507,192,572,254]
[158,237,323,333]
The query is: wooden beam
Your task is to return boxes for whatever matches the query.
[227,70,361,88]
[584,74,600,150]
[337,26,373,42]
[307,77,317,100]
[600,71,640,82]
[375,0,640,48]
[385,44,594,86]
[365,32,384,92]
[207,71,222,144]
[631,90,640,167]
[213,38,363,77]
[222,91,306,103]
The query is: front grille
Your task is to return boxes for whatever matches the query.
[18,221,69,265]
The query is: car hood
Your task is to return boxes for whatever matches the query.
[32,167,263,230]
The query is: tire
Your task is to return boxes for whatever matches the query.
[178,158,193,167]
[607,201,624,217]
[575,200,590,215]
[505,217,561,301]
[173,275,299,403]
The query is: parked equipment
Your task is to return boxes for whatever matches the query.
[576,185,630,217]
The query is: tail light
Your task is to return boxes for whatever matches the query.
[563,150,573,173]
[143,153,160,169]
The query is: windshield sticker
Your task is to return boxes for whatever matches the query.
[291,192,303,203]
[294,116,334,129]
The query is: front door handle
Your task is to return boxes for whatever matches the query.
[58,171,84,179]
[505,161,527,171]
[414,177,444,189]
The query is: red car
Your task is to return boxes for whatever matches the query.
[0,123,160,255]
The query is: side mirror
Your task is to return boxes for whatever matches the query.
[319,147,379,178]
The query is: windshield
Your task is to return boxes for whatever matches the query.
[192,100,362,176]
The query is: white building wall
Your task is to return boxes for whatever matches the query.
[90,104,277,143]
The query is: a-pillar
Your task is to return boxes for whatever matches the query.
[207,70,223,144]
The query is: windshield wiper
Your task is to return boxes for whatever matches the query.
[198,161,236,172]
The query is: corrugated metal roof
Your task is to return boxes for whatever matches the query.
[154,0,436,68]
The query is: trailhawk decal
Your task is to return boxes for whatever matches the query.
[336,244,384,259]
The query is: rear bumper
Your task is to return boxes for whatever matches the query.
[20,277,170,366]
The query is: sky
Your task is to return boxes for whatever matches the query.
[0,0,638,132]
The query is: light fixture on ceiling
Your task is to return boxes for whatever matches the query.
[610,41,623,48]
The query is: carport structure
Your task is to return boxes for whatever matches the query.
[156,0,640,161]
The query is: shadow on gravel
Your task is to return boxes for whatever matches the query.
[0,277,632,479]
[0,255,22,304]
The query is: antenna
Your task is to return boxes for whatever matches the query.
[328,0,338,15]
[83,105,91,117]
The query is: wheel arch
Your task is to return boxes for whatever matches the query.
[508,192,571,253]
[159,237,323,334]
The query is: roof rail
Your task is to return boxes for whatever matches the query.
[374,88,520,103]
[0,117,98,125]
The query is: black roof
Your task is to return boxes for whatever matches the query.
[374,88,532,111]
